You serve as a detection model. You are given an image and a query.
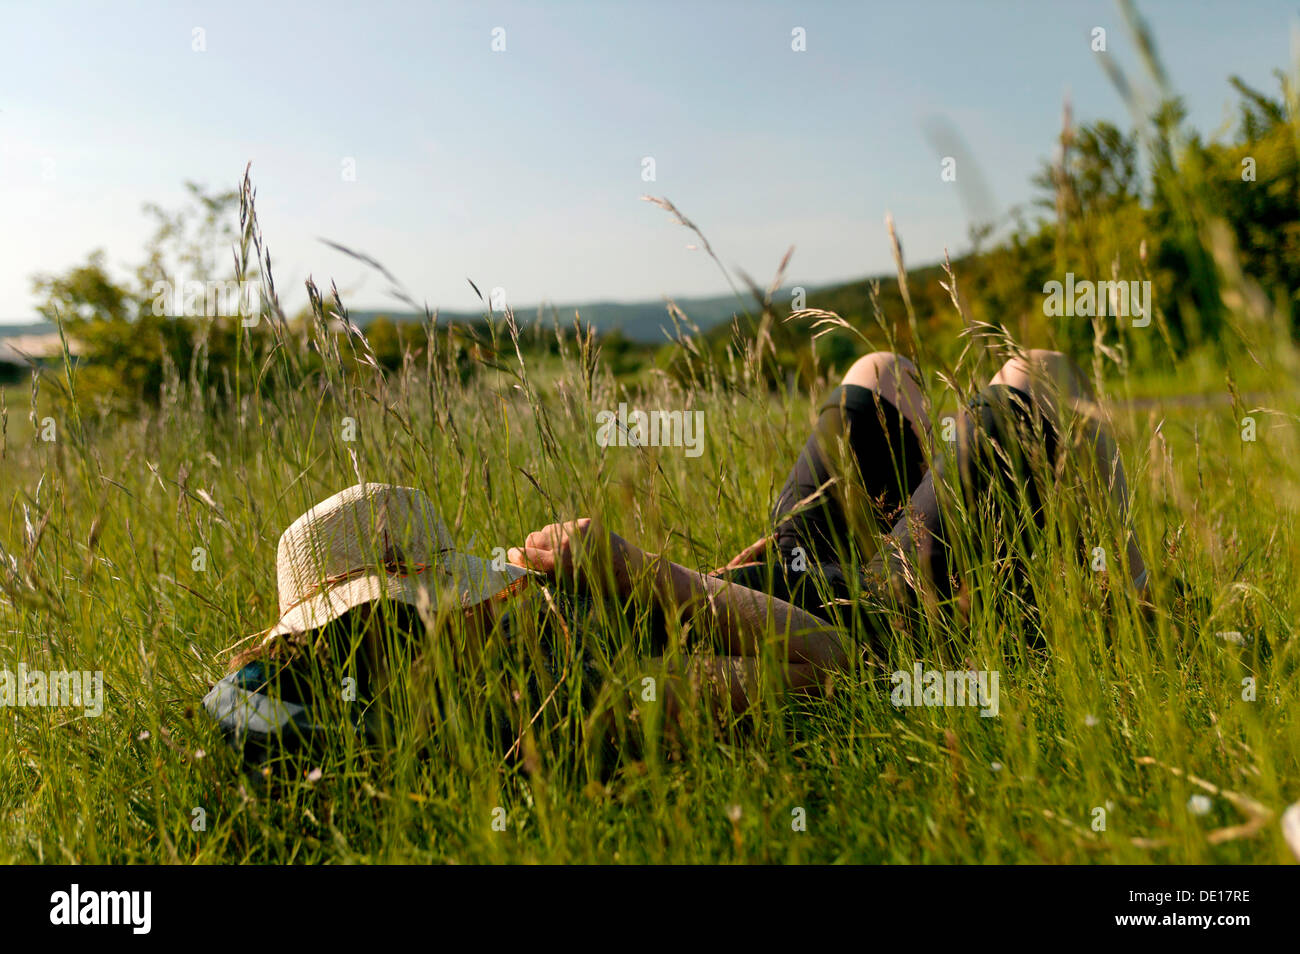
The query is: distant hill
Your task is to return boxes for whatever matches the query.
[0,324,79,368]
[0,321,57,337]
[347,287,815,344]
[1,276,883,348]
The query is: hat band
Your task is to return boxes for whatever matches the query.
[277,555,447,619]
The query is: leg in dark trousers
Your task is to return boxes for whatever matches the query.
[866,349,1144,612]
[771,351,931,568]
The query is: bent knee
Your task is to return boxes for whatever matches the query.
[991,349,1091,421]
[841,351,928,438]
[992,349,1087,386]
[842,351,918,389]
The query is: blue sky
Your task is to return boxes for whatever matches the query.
[0,0,1295,323]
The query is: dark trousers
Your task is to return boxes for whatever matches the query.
[719,382,1062,638]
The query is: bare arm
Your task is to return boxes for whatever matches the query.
[508,519,851,713]
[648,655,823,720]
[712,533,772,573]
[631,548,849,671]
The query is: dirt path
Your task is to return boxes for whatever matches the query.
[1113,391,1280,411]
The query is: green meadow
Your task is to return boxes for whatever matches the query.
[2,7,1299,863]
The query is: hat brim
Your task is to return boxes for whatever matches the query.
[265,553,531,642]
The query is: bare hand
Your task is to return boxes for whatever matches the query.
[712,534,772,574]
[507,517,643,595]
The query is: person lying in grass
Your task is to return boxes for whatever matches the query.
[204,346,1146,767]
[509,346,1147,712]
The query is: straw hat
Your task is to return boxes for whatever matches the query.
[261,483,530,644]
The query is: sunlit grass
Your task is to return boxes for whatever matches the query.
[0,256,1296,862]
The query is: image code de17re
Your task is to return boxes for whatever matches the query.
[1130,891,1251,905]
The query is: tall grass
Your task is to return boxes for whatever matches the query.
[3,193,1297,862]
